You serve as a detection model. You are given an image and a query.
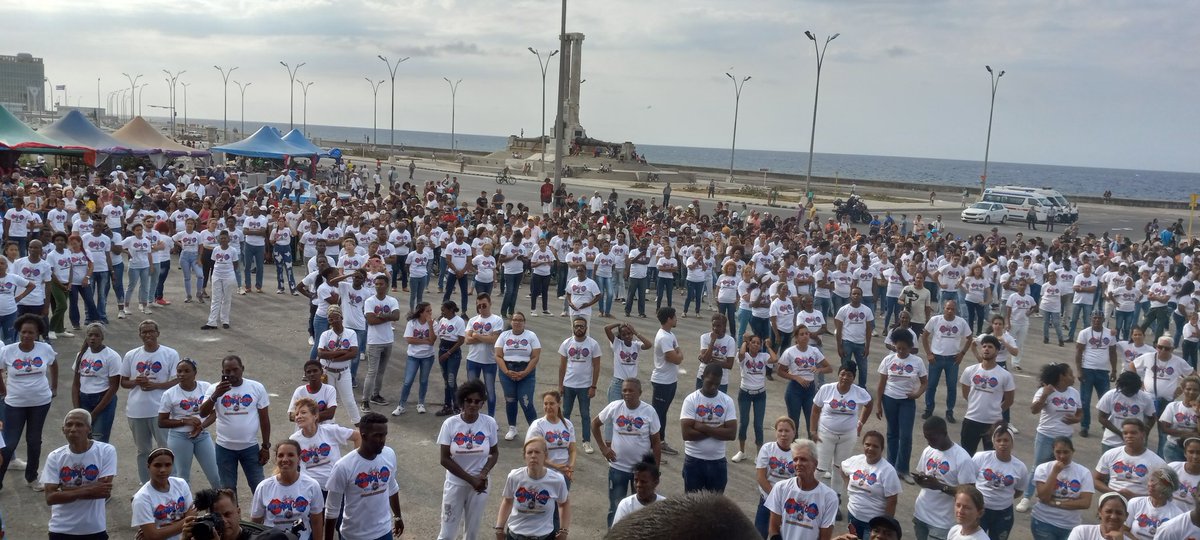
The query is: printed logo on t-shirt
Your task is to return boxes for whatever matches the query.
[353,466,391,492]
[544,430,572,446]
[694,403,727,422]
[267,495,311,519]
[769,456,796,478]
[743,356,766,374]
[514,485,551,511]
[58,463,100,486]
[938,324,962,336]
[846,311,867,322]
[850,469,879,486]
[301,443,333,465]
[153,496,188,521]
[472,321,495,332]
[1111,460,1150,479]
[1050,396,1079,409]
[328,337,353,350]
[1088,335,1112,347]
[452,431,487,451]
[981,468,1016,488]
[566,344,592,359]
[925,457,951,476]
[827,397,860,413]
[214,252,234,263]
[219,393,254,412]
[178,396,203,411]
[618,350,638,365]
[888,362,917,375]
[1113,401,1142,415]
[615,414,647,434]
[505,337,530,348]
[1134,512,1168,536]
[783,497,821,521]
[79,357,106,376]
[20,266,42,279]
[970,374,1000,390]
[1056,478,1083,498]
[12,356,45,372]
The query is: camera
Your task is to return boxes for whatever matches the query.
[191,489,228,540]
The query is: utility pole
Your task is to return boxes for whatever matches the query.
[364,78,384,147]
[725,72,751,183]
[980,65,1006,194]
[378,55,410,151]
[214,65,238,141]
[122,72,142,119]
[443,78,462,152]
[234,81,251,140]
[279,61,304,130]
[162,69,185,136]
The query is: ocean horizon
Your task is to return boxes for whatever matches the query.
[166,116,1200,201]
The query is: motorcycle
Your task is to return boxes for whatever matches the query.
[833,195,872,224]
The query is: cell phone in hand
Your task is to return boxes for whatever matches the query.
[222,375,230,382]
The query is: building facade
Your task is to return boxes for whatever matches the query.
[0,52,46,113]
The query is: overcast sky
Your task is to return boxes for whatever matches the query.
[14,0,1200,173]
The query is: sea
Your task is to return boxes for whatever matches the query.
[192,117,1198,201]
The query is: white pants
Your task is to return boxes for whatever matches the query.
[817,428,856,496]
[325,366,362,425]
[438,478,489,540]
[207,276,235,325]
[1010,321,1029,367]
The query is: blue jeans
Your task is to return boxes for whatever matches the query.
[1068,303,1093,337]
[757,497,774,539]
[499,364,537,427]
[1166,439,1185,463]
[501,273,522,318]
[126,265,151,305]
[78,391,118,443]
[785,380,818,438]
[981,507,1015,540]
[391,254,408,289]
[273,245,295,291]
[627,276,650,317]
[966,300,986,334]
[154,260,171,300]
[816,296,832,318]
[70,283,101,327]
[606,467,635,527]
[1043,311,1065,344]
[89,271,110,322]
[215,443,265,495]
[12,236,27,258]
[0,311,16,343]
[309,315,329,361]
[409,274,429,310]
[180,251,202,297]
[925,355,958,414]
[443,273,469,309]
[883,296,901,331]
[651,381,677,444]
[0,402,50,485]
[167,429,221,488]
[738,389,766,446]
[561,386,592,442]
[683,280,705,315]
[1030,517,1073,540]
[656,277,674,308]
[842,340,869,387]
[529,274,550,312]
[243,244,265,290]
[399,355,435,406]
[351,328,367,383]
[475,280,494,298]
[832,294,849,314]
[1024,432,1056,495]
[735,308,753,346]
[109,262,125,306]
[848,512,872,540]
[466,361,498,417]
[883,395,916,474]
[718,302,736,338]
[1079,368,1111,431]
[1115,310,1136,342]
[682,455,727,493]
[596,275,614,316]
[439,341,462,408]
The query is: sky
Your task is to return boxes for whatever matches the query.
[11,0,1200,173]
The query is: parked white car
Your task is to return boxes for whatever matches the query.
[961,202,1008,224]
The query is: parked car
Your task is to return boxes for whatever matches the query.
[961,201,1008,224]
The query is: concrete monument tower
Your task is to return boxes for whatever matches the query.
[560,32,586,140]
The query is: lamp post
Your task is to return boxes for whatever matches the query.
[364,78,384,147]
[162,69,185,136]
[122,72,142,119]
[44,77,53,111]
[980,65,1006,195]
[95,77,101,122]
[214,65,237,141]
[528,47,558,174]
[279,61,304,131]
[297,80,314,136]
[234,81,251,140]
[725,72,751,183]
[137,83,147,116]
[802,31,839,199]
[377,54,410,151]
[181,82,190,130]
[116,89,126,120]
[443,77,462,152]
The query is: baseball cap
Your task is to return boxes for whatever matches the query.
[868,515,902,538]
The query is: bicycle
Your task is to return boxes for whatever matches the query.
[495,171,516,185]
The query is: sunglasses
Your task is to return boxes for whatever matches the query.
[463,398,485,405]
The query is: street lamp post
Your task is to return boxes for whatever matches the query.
[725,72,751,183]
[181,82,190,131]
[443,78,462,152]
[137,83,147,116]
[980,65,1006,195]
[377,55,410,151]
[214,65,238,142]
[279,61,304,130]
[364,78,384,147]
[297,80,314,136]
[528,47,558,174]
[95,77,101,122]
[122,72,142,119]
[802,31,839,199]
[234,81,251,140]
[162,69,185,136]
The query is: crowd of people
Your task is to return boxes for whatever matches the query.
[1,159,1200,540]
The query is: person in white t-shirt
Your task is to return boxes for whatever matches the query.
[766,438,839,539]
[680,363,737,493]
[288,360,338,424]
[558,317,601,454]
[70,323,122,443]
[1095,418,1167,499]
[1003,278,1036,371]
[612,454,666,527]
[495,312,542,441]
[591,377,662,527]
[495,437,571,540]
[811,362,873,506]
[437,379,499,540]
[38,409,117,537]
[323,413,406,540]
[249,440,325,540]
[957,335,1016,454]
[361,275,400,412]
[201,230,239,330]
[1156,501,1200,539]
[972,426,1028,538]
[651,306,684,456]
[1129,336,1195,455]
[198,355,271,496]
[947,485,990,540]
[922,300,973,424]
[834,287,874,387]
[912,416,979,539]
[121,319,181,484]
[1123,466,1186,540]
[131,447,193,540]
[465,293,504,417]
[157,358,221,489]
[732,334,779,464]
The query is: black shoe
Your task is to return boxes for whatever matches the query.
[361,400,371,411]
[946,411,957,424]
[1080,429,1089,438]
[200,325,216,330]
[435,406,455,417]
[836,509,844,522]
[921,410,933,420]
[765,372,775,382]
[370,395,390,406]
[222,324,230,329]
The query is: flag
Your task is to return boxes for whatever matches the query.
[55,85,65,90]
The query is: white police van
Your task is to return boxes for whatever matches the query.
[993,186,1078,223]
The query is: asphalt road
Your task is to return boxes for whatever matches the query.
[0,166,1183,539]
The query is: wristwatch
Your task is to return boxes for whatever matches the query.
[1054,499,1062,507]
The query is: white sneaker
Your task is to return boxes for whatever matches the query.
[1015,497,1033,513]
[118,308,128,319]
[144,305,153,315]
[1010,425,1020,434]
[583,442,594,454]
[505,426,518,441]
[61,330,75,337]
[29,479,45,492]
[48,331,57,340]
[731,451,746,463]
[308,336,315,345]
[9,458,26,471]
[391,405,407,416]
[138,304,146,313]
[532,312,539,317]
[417,404,427,414]
[822,471,832,479]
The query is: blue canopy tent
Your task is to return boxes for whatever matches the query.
[39,110,132,166]
[210,126,316,159]
[281,129,326,157]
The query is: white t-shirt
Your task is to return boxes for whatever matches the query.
[764,478,840,540]
[319,327,358,370]
[288,383,338,423]
[210,245,239,279]
[404,319,435,358]
[1097,388,1160,447]
[1031,460,1094,527]
[958,363,1016,424]
[0,273,31,315]
[74,345,123,395]
[206,379,270,449]
[913,444,977,530]
[1031,386,1082,437]
[565,277,601,317]
[612,493,667,526]
[947,525,990,540]
[598,399,660,473]
[738,351,772,392]
[778,345,826,384]
[835,303,874,344]
[158,381,213,433]
[1096,446,1167,497]
[438,413,500,486]
[679,389,736,460]
[611,337,644,381]
[250,474,324,540]
[1153,512,1200,540]
[1125,495,1185,540]
[40,441,118,535]
[813,383,872,435]
[0,341,57,407]
[559,336,601,389]
[290,423,357,487]
[878,353,928,400]
[496,329,541,364]
[757,441,796,499]
[841,454,902,520]
[131,476,193,540]
[651,328,681,385]
[1168,461,1200,510]
[466,314,504,365]
[527,416,575,466]
[363,294,399,345]
[924,315,970,356]
[697,332,737,386]
[1161,401,1200,446]
[1131,352,1195,401]
[1005,293,1036,325]
[472,255,497,283]
[13,257,51,306]
[501,467,568,538]
[1078,327,1117,370]
[971,450,1028,511]
[325,448,401,540]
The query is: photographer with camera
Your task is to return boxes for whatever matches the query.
[181,488,252,540]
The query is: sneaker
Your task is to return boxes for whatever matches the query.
[370,395,390,406]
[946,411,957,424]
[238,288,247,295]
[532,312,539,317]
[9,458,26,471]
[582,442,594,454]
[557,295,565,300]
[1015,497,1033,513]
[542,310,551,315]
[185,297,193,303]
[1010,425,1020,434]
[200,325,217,330]
[660,442,680,456]
[156,298,171,306]
[138,304,146,313]
[921,410,933,420]
[1080,429,1089,438]
[118,308,128,319]
[29,479,45,492]
[277,288,286,294]
[361,400,371,411]
[898,472,915,485]
[391,405,407,416]
[144,305,153,315]
[417,404,427,414]
[435,406,455,417]
[822,470,833,479]
[559,311,567,317]
[60,330,75,338]
[505,426,519,441]
[731,451,746,463]
[308,336,315,345]
[222,324,230,329]
[48,331,57,340]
